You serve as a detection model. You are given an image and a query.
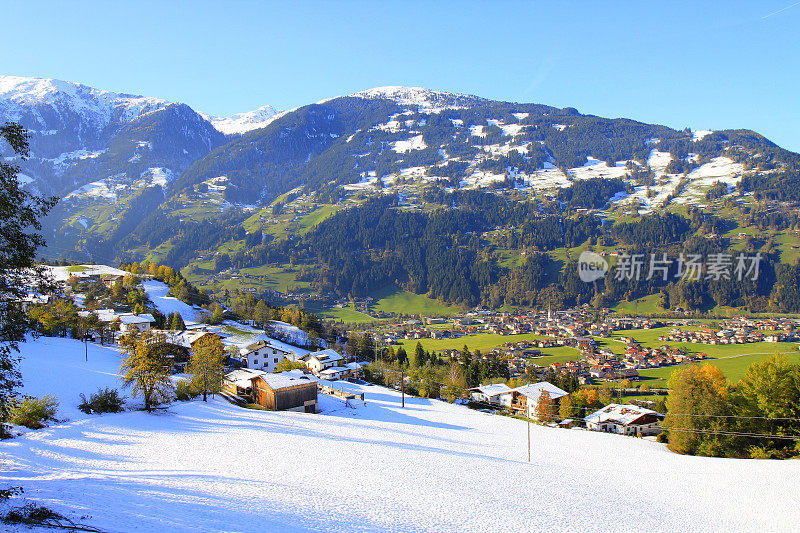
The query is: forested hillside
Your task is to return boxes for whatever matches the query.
[5,78,800,315]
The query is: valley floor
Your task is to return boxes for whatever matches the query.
[1,338,798,532]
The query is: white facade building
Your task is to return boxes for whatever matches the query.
[239,340,293,373]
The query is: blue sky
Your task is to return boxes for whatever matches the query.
[3,1,800,150]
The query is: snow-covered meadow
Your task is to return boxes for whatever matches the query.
[2,337,799,532]
[141,280,200,324]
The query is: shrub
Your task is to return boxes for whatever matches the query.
[78,388,125,414]
[175,379,199,401]
[656,432,668,443]
[9,396,58,429]
[2,503,66,527]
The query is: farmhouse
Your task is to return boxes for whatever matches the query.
[301,349,345,375]
[468,383,512,405]
[508,382,568,420]
[585,403,664,436]
[237,340,294,372]
[117,313,155,333]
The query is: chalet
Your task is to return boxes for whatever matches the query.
[468,383,512,405]
[585,403,664,436]
[237,340,293,372]
[178,330,219,349]
[223,369,259,397]
[301,349,345,375]
[101,274,125,287]
[117,313,155,333]
[318,366,346,380]
[508,382,568,420]
[249,371,318,412]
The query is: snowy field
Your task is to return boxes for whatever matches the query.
[2,337,799,532]
[45,264,129,282]
[142,280,199,324]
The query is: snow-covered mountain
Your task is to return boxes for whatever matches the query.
[0,75,280,197]
[200,104,283,135]
[0,75,168,166]
[2,75,796,273]
[351,85,487,110]
[0,75,168,128]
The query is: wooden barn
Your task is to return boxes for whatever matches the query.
[250,373,317,412]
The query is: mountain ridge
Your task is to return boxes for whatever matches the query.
[3,74,800,315]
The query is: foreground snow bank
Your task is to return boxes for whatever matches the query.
[2,338,799,532]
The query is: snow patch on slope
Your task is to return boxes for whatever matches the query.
[693,129,714,141]
[142,280,199,323]
[392,135,427,153]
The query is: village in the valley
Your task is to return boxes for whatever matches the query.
[24,262,800,440]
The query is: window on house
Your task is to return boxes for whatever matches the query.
[274,358,278,363]
[253,359,258,364]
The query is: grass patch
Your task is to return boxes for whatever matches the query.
[296,204,340,235]
[637,351,800,383]
[612,293,664,315]
[315,305,377,324]
[372,285,460,317]
[400,333,572,355]
[243,403,270,411]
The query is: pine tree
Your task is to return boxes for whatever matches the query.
[119,330,174,412]
[412,341,427,367]
[253,300,270,325]
[187,335,225,402]
[171,312,186,331]
[0,123,56,427]
[396,347,408,367]
[210,303,224,325]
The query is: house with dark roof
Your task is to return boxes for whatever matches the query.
[237,340,293,372]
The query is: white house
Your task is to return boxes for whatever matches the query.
[117,313,155,333]
[301,349,345,375]
[585,403,664,436]
[95,309,155,333]
[319,367,348,380]
[238,340,293,373]
[508,382,568,420]
[468,383,512,405]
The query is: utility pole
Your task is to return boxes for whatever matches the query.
[527,414,531,462]
[401,369,405,408]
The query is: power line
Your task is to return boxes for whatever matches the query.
[365,367,800,440]
[531,409,800,441]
